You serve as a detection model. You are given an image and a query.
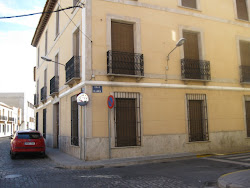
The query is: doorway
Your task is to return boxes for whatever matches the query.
[53,103,59,148]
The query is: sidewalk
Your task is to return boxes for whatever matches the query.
[217,170,250,188]
[45,147,195,170]
[46,147,250,187]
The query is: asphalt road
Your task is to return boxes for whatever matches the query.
[0,137,249,188]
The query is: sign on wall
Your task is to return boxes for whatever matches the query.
[92,86,102,93]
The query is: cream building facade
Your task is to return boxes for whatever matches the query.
[32,0,250,161]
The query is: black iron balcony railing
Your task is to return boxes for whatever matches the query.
[181,59,211,81]
[8,117,14,122]
[65,56,80,84]
[0,116,7,121]
[41,86,47,102]
[107,51,144,76]
[50,75,59,95]
[240,65,250,83]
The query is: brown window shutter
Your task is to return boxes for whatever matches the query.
[182,0,197,9]
[236,0,249,21]
[111,21,134,53]
[240,41,250,66]
[183,31,200,60]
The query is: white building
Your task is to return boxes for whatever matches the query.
[0,93,35,130]
[0,102,21,137]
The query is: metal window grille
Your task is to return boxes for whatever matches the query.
[182,0,197,9]
[71,95,79,146]
[114,92,141,147]
[43,109,46,139]
[186,94,209,142]
[245,101,250,137]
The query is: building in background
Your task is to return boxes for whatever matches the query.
[32,0,250,161]
[0,93,35,130]
[0,102,22,137]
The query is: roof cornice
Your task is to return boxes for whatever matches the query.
[31,0,58,47]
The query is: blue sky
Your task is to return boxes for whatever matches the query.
[0,0,46,102]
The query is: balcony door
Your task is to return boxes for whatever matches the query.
[183,31,201,79]
[111,21,135,75]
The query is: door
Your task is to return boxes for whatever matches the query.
[116,98,136,147]
[189,100,204,141]
[53,103,59,148]
[245,101,250,137]
[111,21,135,75]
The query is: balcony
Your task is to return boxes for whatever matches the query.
[181,59,211,81]
[0,116,7,121]
[41,86,47,103]
[107,51,144,80]
[50,75,59,96]
[240,65,250,83]
[65,56,81,86]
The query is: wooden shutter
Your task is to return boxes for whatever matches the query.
[236,0,249,21]
[189,100,204,141]
[245,101,250,137]
[111,22,134,53]
[116,99,136,147]
[182,0,197,9]
[183,31,200,60]
[240,41,250,66]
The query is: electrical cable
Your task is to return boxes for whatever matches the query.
[0,5,82,20]
[58,3,92,43]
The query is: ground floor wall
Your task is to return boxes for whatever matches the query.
[36,84,250,161]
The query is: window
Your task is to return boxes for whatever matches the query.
[245,101,250,137]
[55,53,59,76]
[73,0,78,6]
[37,47,40,67]
[181,0,197,9]
[71,95,79,146]
[114,92,141,147]
[73,28,80,57]
[186,94,208,142]
[236,0,249,21]
[43,109,46,138]
[56,7,60,37]
[45,30,48,55]
[36,112,38,131]
[239,40,250,82]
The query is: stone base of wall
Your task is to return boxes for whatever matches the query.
[53,131,250,161]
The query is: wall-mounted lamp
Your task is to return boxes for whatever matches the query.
[41,56,65,67]
[166,38,185,62]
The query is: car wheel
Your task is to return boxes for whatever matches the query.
[41,152,45,158]
[10,152,16,159]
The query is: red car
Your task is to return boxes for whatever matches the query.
[10,130,45,159]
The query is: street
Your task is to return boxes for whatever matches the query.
[0,137,250,188]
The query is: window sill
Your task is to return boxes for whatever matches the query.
[111,145,141,149]
[186,141,210,144]
[235,18,250,23]
[178,5,201,12]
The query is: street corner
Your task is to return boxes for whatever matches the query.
[217,169,250,188]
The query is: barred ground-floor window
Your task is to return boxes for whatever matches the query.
[186,94,209,142]
[245,100,250,137]
[114,92,141,147]
[43,109,46,138]
[71,95,79,146]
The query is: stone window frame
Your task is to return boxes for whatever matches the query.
[177,0,202,11]
[106,14,141,54]
[179,26,206,61]
[233,0,250,22]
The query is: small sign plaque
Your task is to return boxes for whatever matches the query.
[92,86,102,93]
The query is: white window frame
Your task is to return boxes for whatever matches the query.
[72,22,81,57]
[37,47,40,68]
[178,0,201,11]
[236,36,250,67]
[55,5,60,38]
[233,0,250,21]
[45,29,48,56]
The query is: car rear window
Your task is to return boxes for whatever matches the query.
[17,133,41,139]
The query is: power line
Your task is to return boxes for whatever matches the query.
[58,3,92,43]
[0,5,82,20]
